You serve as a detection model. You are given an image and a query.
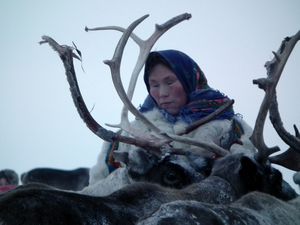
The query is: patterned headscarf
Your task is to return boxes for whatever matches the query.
[140,50,234,124]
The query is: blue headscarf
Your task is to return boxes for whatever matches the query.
[140,50,234,124]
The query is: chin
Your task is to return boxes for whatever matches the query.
[163,108,179,115]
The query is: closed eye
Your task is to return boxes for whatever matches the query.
[150,83,159,88]
[167,81,175,85]
[165,78,177,86]
[149,81,159,88]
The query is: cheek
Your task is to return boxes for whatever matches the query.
[172,86,187,104]
[149,89,159,102]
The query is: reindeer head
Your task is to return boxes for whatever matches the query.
[118,148,213,188]
[210,153,285,199]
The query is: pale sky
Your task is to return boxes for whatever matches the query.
[0,0,299,192]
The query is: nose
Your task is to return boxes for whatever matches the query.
[158,85,169,98]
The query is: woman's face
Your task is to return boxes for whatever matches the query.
[148,63,187,115]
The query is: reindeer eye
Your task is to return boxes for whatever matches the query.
[162,171,181,186]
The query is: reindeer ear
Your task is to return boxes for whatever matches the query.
[113,151,129,164]
[239,156,262,191]
[127,149,158,178]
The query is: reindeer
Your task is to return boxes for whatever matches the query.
[0,13,299,225]
[0,169,18,194]
[136,192,300,225]
[21,167,89,191]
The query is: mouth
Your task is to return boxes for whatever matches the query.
[159,102,173,110]
[160,102,171,107]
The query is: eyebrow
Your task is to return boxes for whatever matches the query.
[149,74,177,82]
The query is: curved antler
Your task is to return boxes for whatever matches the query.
[269,93,300,152]
[251,30,300,166]
[102,14,229,156]
[269,125,300,171]
[39,35,163,153]
[86,13,192,134]
[103,15,169,138]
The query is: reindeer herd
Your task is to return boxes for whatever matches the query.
[0,13,300,225]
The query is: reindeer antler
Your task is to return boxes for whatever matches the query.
[39,35,163,154]
[101,14,229,156]
[86,13,192,135]
[41,14,231,158]
[103,15,171,139]
[251,30,300,169]
[269,125,300,171]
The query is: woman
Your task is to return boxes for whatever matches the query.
[141,49,234,124]
[83,50,255,195]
